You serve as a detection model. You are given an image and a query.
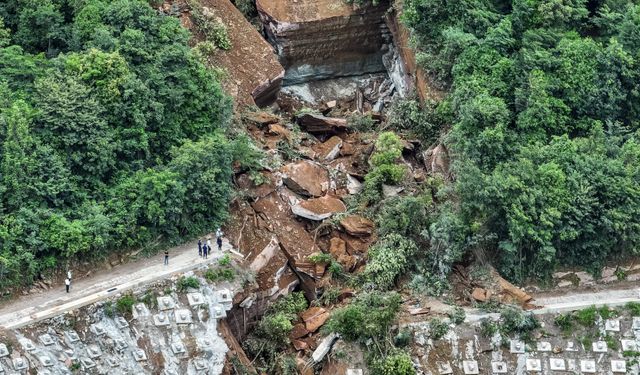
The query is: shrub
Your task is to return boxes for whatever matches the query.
[218,253,231,266]
[314,287,341,307]
[448,307,466,325]
[308,253,332,264]
[189,2,232,50]
[362,234,418,289]
[271,292,308,318]
[177,276,200,292]
[626,302,640,316]
[394,328,412,347]
[348,113,376,132]
[598,305,618,320]
[325,292,402,343]
[205,267,235,282]
[363,132,406,203]
[371,351,416,375]
[258,312,293,343]
[429,318,449,340]
[116,294,136,315]
[500,307,539,335]
[575,306,598,327]
[103,301,114,318]
[554,313,573,333]
[479,318,498,338]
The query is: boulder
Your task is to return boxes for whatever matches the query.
[471,288,488,302]
[329,237,347,258]
[382,184,404,197]
[267,123,292,140]
[423,144,450,176]
[301,307,330,332]
[293,339,309,351]
[291,195,346,221]
[339,215,375,237]
[290,323,310,339]
[296,113,348,134]
[313,136,343,161]
[244,111,279,126]
[312,333,339,363]
[346,175,363,195]
[281,160,329,197]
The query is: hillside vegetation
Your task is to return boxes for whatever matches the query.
[0,0,237,290]
[404,0,640,281]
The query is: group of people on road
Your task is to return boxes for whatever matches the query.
[197,228,224,259]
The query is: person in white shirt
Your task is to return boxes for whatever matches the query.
[65,278,70,293]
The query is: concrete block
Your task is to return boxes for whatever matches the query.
[605,319,620,332]
[132,303,149,319]
[38,355,54,367]
[175,309,192,324]
[491,361,507,373]
[19,338,35,351]
[536,341,551,352]
[90,323,106,336]
[65,330,80,343]
[580,359,596,373]
[611,360,627,373]
[621,339,636,351]
[526,358,541,372]
[510,339,525,353]
[592,341,608,352]
[217,289,232,305]
[436,361,453,374]
[0,344,8,357]
[38,334,54,346]
[187,293,205,306]
[198,337,214,351]
[550,358,566,371]
[164,369,180,375]
[462,360,479,374]
[12,357,27,371]
[87,345,102,358]
[171,341,186,355]
[153,312,170,327]
[115,316,129,329]
[81,357,96,369]
[565,341,578,351]
[133,348,147,361]
[312,333,339,363]
[106,357,120,367]
[212,304,225,319]
[633,317,640,330]
[115,339,128,352]
[157,296,175,310]
[346,370,363,375]
[194,358,207,370]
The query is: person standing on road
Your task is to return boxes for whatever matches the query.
[216,227,223,239]
[198,239,203,257]
[207,237,211,250]
[65,278,70,293]
[217,236,223,252]
[164,250,169,266]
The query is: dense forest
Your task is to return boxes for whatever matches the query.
[0,0,239,290]
[403,0,640,282]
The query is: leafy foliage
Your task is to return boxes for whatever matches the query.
[363,132,406,203]
[362,234,418,289]
[403,0,640,281]
[370,351,416,375]
[0,0,234,291]
[325,291,402,343]
[177,276,200,292]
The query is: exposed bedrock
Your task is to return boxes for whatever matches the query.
[257,0,391,85]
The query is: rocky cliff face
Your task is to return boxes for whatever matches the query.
[257,0,390,85]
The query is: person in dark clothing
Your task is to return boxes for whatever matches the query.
[217,236,222,251]
[164,250,169,265]
[198,239,202,257]
[203,244,208,259]
[65,278,70,293]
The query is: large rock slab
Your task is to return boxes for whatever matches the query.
[257,0,388,85]
[339,215,374,237]
[292,195,346,221]
[281,160,330,197]
[296,113,348,134]
[301,307,330,333]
